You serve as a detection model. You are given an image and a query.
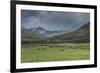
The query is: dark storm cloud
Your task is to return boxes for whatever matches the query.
[21,10,90,31]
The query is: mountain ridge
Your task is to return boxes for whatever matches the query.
[21,22,90,44]
[48,22,90,43]
[29,26,64,37]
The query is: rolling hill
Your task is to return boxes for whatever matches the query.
[47,22,90,43]
[21,22,90,44]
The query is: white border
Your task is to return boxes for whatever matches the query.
[16,4,94,69]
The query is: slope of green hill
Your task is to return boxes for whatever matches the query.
[21,22,90,44]
[47,22,90,43]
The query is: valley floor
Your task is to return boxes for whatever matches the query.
[21,43,90,63]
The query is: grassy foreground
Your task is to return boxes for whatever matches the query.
[21,43,90,63]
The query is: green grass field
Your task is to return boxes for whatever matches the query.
[21,43,90,63]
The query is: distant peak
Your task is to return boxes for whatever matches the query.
[37,26,44,29]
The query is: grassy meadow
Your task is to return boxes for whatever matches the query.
[21,43,90,63]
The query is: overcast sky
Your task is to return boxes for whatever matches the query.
[21,10,90,31]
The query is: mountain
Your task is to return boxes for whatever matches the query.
[29,27,64,37]
[21,27,47,44]
[30,27,47,34]
[47,22,90,43]
[21,22,90,44]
